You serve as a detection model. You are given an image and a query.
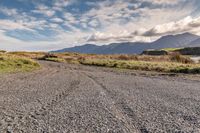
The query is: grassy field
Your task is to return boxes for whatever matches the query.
[161,48,183,52]
[37,52,200,74]
[0,54,40,73]
[8,51,46,59]
[80,59,200,74]
[1,51,200,74]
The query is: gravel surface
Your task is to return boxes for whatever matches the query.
[0,61,200,133]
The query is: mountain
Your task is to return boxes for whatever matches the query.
[54,44,99,53]
[53,33,200,54]
[189,38,200,47]
[151,32,199,49]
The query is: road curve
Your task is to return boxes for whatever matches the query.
[0,61,200,133]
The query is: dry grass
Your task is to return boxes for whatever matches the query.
[8,51,46,59]
[44,57,66,63]
[0,50,6,53]
[80,59,200,74]
[169,53,193,64]
[0,54,40,73]
[5,51,198,74]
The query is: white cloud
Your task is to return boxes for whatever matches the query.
[63,12,78,24]
[83,0,196,43]
[88,19,99,28]
[87,15,200,43]
[51,18,64,23]
[0,7,18,16]
[53,0,70,8]
[143,16,200,36]
[0,20,34,31]
[0,24,89,51]
[52,0,75,11]
[142,0,181,4]
[0,29,82,51]
[32,5,55,17]
[83,1,131,27]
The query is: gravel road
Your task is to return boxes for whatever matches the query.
[0,61,200,133]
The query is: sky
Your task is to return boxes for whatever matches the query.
[0,0,200,51]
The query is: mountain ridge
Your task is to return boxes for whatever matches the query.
[53,32,200,54]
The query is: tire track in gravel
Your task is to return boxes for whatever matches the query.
[1,80,80,133]
[81,71,199,133]
[80,70,200,133]
[1,61,200,132]
[0,62,81,132]
[81,72,147,133]
[0,63,58,92]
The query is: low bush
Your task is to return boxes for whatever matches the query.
[0,50,6,53]
[44,57,65,62]
[116,55,138,60]
[39,53,66,62]
[39,53,58,60]
[169,53,193,64]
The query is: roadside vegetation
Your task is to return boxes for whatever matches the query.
[43,57,65,62]
[38,53,62,62]
[1,50,200,74]
[0,52,40,73]
[161,48,183,52]
[0,50,6,53]
[37,52,200,74]
[8,51,46,59]
[80,59,200,74]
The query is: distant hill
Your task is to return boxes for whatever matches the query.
[53,32,200,54]
[54,44,99,53]
[189,38,200,47]
[151,32,199,49]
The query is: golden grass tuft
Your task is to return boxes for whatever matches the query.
[0,54,40,73]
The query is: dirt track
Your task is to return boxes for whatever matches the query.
[0,61,200,133]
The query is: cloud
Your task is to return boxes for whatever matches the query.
[63,12,77,24]
[84,0,196,43]
[0,20,34,31]
[51,0,77,11]
[87,15,200,43]
[51,18,64,23]
[32,5,55,17]
[0,29,83,51]
[88,19,99,28]
[142,16,200,36]
[0,7,19,16]
[54,0,70,7]
[141,0,181,5]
